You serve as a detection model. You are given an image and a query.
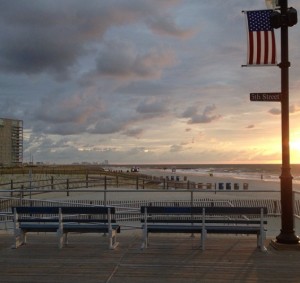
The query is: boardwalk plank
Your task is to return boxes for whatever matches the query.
[1,232,300,283]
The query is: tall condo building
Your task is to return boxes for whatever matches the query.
[0,118,23,166]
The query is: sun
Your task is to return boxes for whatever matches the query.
[290,139,300,163]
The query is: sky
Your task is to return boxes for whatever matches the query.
[1,0,300,165]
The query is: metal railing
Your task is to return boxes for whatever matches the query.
[1,176,300,232]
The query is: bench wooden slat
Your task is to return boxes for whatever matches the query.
[141,206,267,215]
[142,219,267,225]
[145,224,262,234]
[63,223,121,233]
[18,218,116,223]
[13,206,115,214]
[19,223,59,232]
[141,206,267,252]
[12,206,120,250]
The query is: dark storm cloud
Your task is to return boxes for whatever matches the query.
[0,0,190,79]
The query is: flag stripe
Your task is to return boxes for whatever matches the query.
[264,31,269,64]
[246,10,276,66]
[271,31,276,63]
[257,31,261,64]
[248,32,254,64]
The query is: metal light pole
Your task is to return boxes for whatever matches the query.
[274,0,299,244]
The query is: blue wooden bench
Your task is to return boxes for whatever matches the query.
[13,206,120,249]
[141,206,267,251]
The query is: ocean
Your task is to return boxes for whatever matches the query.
[131,164,300,184]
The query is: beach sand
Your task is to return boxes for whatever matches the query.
[20,166,300,202]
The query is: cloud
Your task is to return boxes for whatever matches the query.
[127,147,149,155]
[170,144,184,152]
[30,89,139,136]
[123,128,144,138]
[290,104,300,114]
[94,41,176,81]
[246,125,255,129]
[182,104,221,124]
[269,104,300,116]
[268,108,281,115]
[136,97,168,114]
[0,1,186,80]
[2,1,299,164]
[148,14,195,38]
[90,119,126,135]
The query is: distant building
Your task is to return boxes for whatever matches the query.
[0,118,23,166]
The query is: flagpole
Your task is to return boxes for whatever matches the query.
[274,0,299,245]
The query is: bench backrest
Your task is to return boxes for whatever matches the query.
[13,206,116,215]
[141,206,267,215]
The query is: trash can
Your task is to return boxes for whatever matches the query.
[226,183,231,190]
[234,183,239,190]
[218,183,224,190]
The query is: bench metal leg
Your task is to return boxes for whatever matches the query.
[57,229,64,249]
[141,229,148,249]
[14,229,25,249]
[201,229,207,251]
[109,230,119,250]
[257,231,267,252]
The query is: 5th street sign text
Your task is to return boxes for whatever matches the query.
[250,93,281,102]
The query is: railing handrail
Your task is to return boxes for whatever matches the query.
[0,188,282,194]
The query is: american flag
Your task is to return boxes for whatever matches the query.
[246,10,277,65]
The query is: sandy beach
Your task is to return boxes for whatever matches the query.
[8,166,298,202]
[1,167,299,236]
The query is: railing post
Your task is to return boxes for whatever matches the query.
[66,178,69,196]
[29,168,32,190]
[20,185,24,200]
[10,179,13,197]
[104,176,107,207]
[51,176,54,190]
[191,190,194,207]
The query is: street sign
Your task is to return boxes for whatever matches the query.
[250,92,281,102]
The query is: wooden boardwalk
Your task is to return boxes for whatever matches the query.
[1,231,300,283]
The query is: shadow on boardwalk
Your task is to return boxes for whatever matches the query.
[1,231,300,283]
